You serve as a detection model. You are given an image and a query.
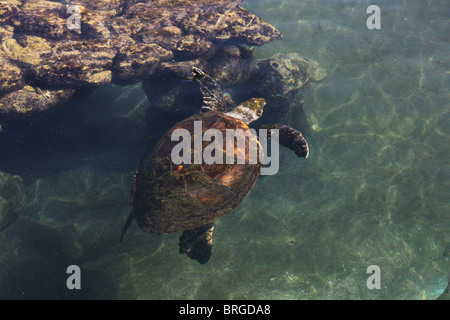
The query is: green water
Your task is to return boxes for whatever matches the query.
[0,0,449,299]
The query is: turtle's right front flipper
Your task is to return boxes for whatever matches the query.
[179,222,214,264]
[191,67,227,112]
[260,123,309,159]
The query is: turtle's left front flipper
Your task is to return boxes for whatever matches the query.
[260,124,309,159]
[179,222,215,264]
[191,67,227,112]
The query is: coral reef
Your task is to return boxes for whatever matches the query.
[0,0,281,114]
[0,171,25,231]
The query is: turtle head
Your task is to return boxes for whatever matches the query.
[226,98,266,124]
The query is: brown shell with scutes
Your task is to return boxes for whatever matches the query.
[131,110,262,234]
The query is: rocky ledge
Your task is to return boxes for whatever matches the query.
[0,0,283,114]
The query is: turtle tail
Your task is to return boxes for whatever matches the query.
[120,213,134,242]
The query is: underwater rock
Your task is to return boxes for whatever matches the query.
[0,171,25,232]
[252,53,327,98]
[0,54,24,95]
[145,46,326,104]
[0,0,281,115]
[0,85,75,113]
[443,243,450,260]
[0,1,20,26]
[24,167,132,257]
[142,46,326,136]
[158,45,257,85]
[113,43,173,85]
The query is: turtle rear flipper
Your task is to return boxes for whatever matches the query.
[179,222,214,264]
[260,123,309,159]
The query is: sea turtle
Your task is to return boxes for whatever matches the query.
[121,67,309,264]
